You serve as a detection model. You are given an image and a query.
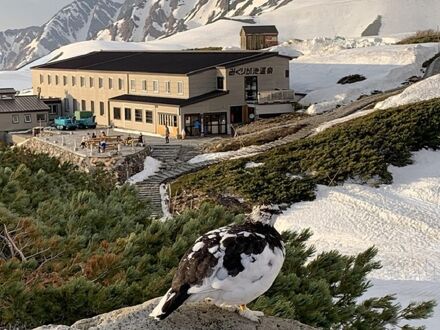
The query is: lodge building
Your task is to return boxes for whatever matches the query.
[31,50,294,138]
[0,88,49,132]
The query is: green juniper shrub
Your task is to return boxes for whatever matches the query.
[172,98,440,206]
[0,125,436,329]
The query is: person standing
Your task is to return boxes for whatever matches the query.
[138,133,144,147]
[193,119,201,136]
[165,125,170,144]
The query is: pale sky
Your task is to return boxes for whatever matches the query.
[0,0,73,31]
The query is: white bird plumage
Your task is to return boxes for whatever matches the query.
[150,205,285,322]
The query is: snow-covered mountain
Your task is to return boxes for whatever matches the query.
[0,0,123,70]
[2,0,440,71]
[96,0,289,42]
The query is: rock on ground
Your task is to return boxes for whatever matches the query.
[35,297,316,330]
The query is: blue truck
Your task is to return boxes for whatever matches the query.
[54,111,96,130]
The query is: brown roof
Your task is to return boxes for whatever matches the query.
[0,96,50,113]
[32,50,288,75]
[241,25,278,35]
[110,90,229,107]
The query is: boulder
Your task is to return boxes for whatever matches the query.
[35,298,316,330]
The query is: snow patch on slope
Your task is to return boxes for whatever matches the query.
[375,74,440,109]
[275,149,440,282]
[126,157,162,184]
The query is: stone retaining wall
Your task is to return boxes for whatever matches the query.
[21,138,151,183]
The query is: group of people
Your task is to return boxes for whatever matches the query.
[79,131,107,152]
[79,131,146,153]
[77,127,171,151]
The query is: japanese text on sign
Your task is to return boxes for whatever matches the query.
[228,67,274,76]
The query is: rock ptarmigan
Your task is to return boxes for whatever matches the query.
[150,205,285,322]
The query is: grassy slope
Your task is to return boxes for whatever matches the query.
[172,98,440,207]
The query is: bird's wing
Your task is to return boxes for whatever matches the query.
[176,223,279,294]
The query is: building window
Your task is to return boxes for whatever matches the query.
[124,108,132,121]
[81,100,86,111]
[142,80,147,92]
[159,113,177,127]
[130,80,136,92]
[72,76,76,86]
[47,75,51,85]
[73,99,78,111]
[91,101,95,113]
[89,77,94,88]
[80,77,85,87]
[63,76,67,86]
[49,104,57,114]
[99,78,103,88]
[12,115,19,124]
[285,70,289,78]
[100,102,105,116]
[177,81,184,95]
[153,80,159,93]
[217,77,224,90]
[113,107,121,120]
[40,74,44,84]
[55,75,59,85]
[24,114,32,123]
[165,81,171,94]
[245,76,258,102]
[145,110,153,124]
[135,109,142,122]
[36,113,47,122]
[118,78,124,90]
[108,78,113,89]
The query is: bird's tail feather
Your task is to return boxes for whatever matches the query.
[149,284,190,320]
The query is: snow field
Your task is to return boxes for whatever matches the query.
[293,43,439,112]
[275,149,440,328]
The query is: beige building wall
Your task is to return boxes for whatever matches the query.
[188,70,217,97]
[32,69,190,127]
[32,69,129,126]
[109,100,180,137]
[128,73,190,99]
[222,56,289,97]
[0,111,48,132]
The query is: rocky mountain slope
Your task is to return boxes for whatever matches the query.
[0,0,123,70]
[96,0,290,42]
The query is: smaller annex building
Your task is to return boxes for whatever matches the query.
[240,26,279,50]
[0,88,49,132]
[31,50,294,138]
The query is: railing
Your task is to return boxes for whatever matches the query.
[256,89,295,104]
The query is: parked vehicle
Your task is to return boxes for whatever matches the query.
[74,111,96,129]
[54,117,77,130]
[54,111,97,130]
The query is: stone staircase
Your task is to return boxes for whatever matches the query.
[136,144,210,217]
[136,89,405,218]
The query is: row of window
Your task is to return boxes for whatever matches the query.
[12,113,46,124]
[39,74,185,95]
[113,107,154,124]
[112,107,178,127]
[65,99,105,116]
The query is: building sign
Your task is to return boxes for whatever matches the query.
[228,67,274,76]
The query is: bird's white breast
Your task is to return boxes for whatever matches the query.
[188,244,285,305]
